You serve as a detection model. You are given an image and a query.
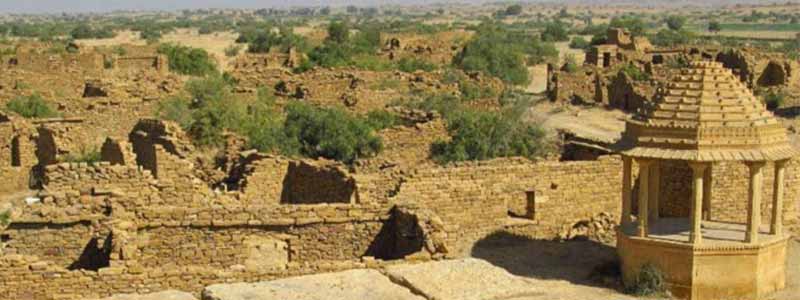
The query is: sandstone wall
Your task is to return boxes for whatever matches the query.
[654,160,800,233]
[394,156,623,255]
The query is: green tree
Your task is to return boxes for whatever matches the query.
[569,36,590,49]
[284,102,382,163]
[610,16,646,36]
[541,21,570,42]
[708,21,722,33]
[157,43,218,76]
[505,4,523,16]
[431,107,549,163]
[326,21,350,44]
[665,16,686,31]
[454,23,539,85]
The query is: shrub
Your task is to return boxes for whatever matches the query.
[431,108,549,163]
[246,27,309,54]
[610,16,646,36]
[503,5,523,16]
[764,91,786,111]
[238,101,290,154]
[453,23,533,85]
[665,15,686,31]
[140,28,162,43]
[284,102,382,163]
[398,57,436,73]
[224,44,241,57]
[62,146,101,164]
[70,24,115,39]
[651,29,695,47]
[563,54,579,73]
[625,263,667,296]
[372,78,402,90]
[541,21,570,42]
[156,97,194,129]
[569,36,590,49]
[0,210,9,226]
[6,94,59,118]
[157,43,218,76]
[365,110,400,130]
[619,63,650,81]
[459,81,496,102]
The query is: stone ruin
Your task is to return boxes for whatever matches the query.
[0,111,797,299]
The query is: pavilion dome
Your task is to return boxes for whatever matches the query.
[619,61,797,162]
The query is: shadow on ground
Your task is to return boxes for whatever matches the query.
[471,231,623,290]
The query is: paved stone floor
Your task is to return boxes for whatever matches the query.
[625,218,785,245]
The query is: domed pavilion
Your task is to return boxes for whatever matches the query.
[616,61,796,300]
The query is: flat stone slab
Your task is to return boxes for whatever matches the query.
[202,269,424,300]
[385,258,542,300]
[99,290,197,300]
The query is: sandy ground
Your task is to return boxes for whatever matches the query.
[528,101,628,143]
[76,29,240,71]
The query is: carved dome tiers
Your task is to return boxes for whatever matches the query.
[619,61,797,162]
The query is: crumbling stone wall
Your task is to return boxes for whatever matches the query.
[238,156,357,205]
[112,55,169,74]
[2,221,99,269]
[393,156,623,255]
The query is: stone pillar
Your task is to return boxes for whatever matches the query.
[622,156,633,226]
[637,159,651,237]
[648,161,660,221]
[771,160,787,236]
[689,162,708,244]
[702,163,713,220]
[746,161,765,244]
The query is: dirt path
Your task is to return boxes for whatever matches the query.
[528,101,627,143]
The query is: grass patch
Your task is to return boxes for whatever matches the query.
[625,263,667,297]
[6,94,60,118]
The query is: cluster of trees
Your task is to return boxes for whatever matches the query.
[235,25,310,54]
[157,44,218,77]
[158,76,388,163]
[69,24,115,39]
[453,22,557,86]
[403,91,551,163]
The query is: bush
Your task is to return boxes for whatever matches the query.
[610,16,646,36]
[246,27,309,54]
[453,23,534,85]
[0,210,9,226]
[459,80,496,102]
[569,36,590,49]
[563,54,579,73]
[397,57,436,73]
[157,43,218,76]
[541,21,570,42]
[504,5,523,16]
[224,44,241,57]
[70,24,115,39]
[6,94,59,118]
[62,146,101,164]
[140,28,162,43]
[156,97,194,128]
[764,91,786,111]
[619,63,650,81]
[651,29,695,47]
[284,102,382,163]
[431,108,549,163]
[665,15,686,31]
[365,110,400,130]
[625,264,667,296]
